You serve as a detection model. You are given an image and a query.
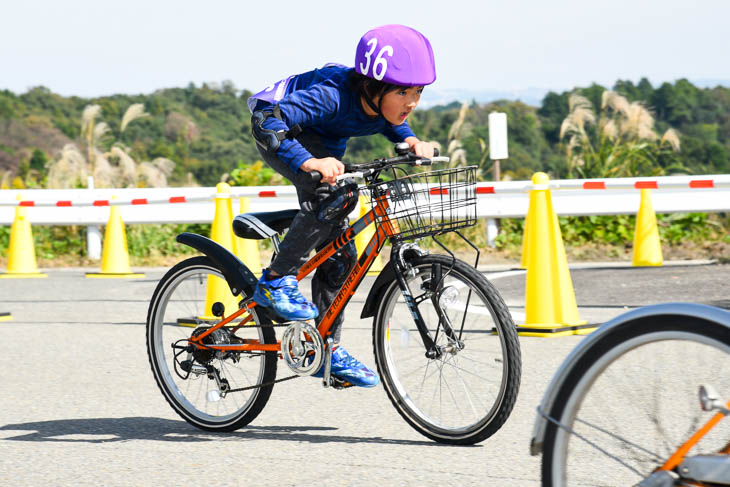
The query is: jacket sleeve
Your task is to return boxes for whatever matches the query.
[259,84,341,171]
[382,121,416,143]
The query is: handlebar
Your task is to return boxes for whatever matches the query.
[300,147,448,185]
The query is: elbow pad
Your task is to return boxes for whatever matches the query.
[250,105,302,152]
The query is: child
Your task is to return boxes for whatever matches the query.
[249,24,437,387]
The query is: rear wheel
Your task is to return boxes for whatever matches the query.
[146,257,277,431]
[373,254,521,444]
[541,314,730,486]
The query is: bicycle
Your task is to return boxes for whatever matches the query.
[531,302,730,486]
[146,143,522,445]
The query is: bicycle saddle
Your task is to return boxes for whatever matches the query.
[233,209,300,240]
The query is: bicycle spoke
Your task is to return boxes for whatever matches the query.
[542,320,730,486]
[147,258,277,432]
[374,254,520,444]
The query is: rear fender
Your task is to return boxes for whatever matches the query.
[176,232,259,297]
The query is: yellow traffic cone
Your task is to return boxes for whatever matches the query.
[0,194,47,278]
[0,312,12,322]
[518,173,594,337]
[520,206,531,269]
[354,194,383,276]
[86,197,145,278]
[632,189,663,266]
[234,196,263,276]
[188,183,239,323]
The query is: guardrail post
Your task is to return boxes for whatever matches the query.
[86,176,101,259]
[485,218,498,247]
[85,196,145,278]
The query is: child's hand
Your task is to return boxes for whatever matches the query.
[406,137,436,158]
[301,157,345,185]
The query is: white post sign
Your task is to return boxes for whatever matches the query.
[487,112,508,248]
[488,112,508,160]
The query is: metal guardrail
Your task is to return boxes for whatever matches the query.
[1,174,728,226]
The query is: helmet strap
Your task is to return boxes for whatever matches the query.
[355,79,382,116]
[361,90,381,116]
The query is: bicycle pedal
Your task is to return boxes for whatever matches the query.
[329,376,355,390]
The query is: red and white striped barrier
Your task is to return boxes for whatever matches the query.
[474,174,730,194]
[0,186,300,208]
[1,174,729,225]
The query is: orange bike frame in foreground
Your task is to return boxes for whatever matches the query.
[659,398,730,471]
[189,193,395,353]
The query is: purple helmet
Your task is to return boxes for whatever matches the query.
[355,25,436,86]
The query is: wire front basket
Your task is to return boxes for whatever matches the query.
[368,165,478,242]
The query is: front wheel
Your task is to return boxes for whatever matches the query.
[146,256,277,432]
[541,314,730,486]
[373,254,521,444]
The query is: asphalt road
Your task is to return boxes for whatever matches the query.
[0,261,727,486]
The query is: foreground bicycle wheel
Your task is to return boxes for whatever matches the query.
[541,314,730,486]
[373,254,521,444]
[147,257,277,431]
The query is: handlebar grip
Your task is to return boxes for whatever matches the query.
[298,170,322,184]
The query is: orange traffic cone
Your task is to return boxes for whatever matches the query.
[517,173,594,337]
[193,183,239,322]
[86,197,145,278]
[0,194,47,278]
[234,196,263,276]
[354,194,383,275]
[632,189,663,266]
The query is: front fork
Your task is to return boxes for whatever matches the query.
[392,245,461,359]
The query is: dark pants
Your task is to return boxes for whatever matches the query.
[255,131,351,343]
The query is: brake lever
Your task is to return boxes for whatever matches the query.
[336,169,373,182]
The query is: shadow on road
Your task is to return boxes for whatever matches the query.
[0,417,443,447]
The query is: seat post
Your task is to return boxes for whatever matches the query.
[270,234,282,255]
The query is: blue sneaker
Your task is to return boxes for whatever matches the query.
[313,346,380,388]
[253,271,318,321]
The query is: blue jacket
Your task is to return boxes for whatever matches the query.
[250,65,415,171]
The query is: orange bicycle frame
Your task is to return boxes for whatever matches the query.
[190,192,397,353]
[659,398,730,471]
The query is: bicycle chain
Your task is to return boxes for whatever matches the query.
[220,321,352,392]
[226,373,300,393]
[226,320,300,392]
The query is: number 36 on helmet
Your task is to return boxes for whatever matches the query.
[355,24,437,87]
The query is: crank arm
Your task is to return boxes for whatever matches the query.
[323,337,334,388]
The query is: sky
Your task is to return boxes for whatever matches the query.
[2,0,729,103]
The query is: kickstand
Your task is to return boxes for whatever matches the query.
[322,337,334,388]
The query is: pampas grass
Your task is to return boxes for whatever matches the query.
[560,94,596,140]
[559,90,682,177]
[81,104,102,135]
[46,144,89,188]
[661,128,681,152]
[121,103,149,132]
[93,122,110,146]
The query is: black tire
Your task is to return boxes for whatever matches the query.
[372,254,521,445]
[146,256,277,432]
[541,315,730,486]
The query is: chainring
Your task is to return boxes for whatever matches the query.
[280,321,325,376]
